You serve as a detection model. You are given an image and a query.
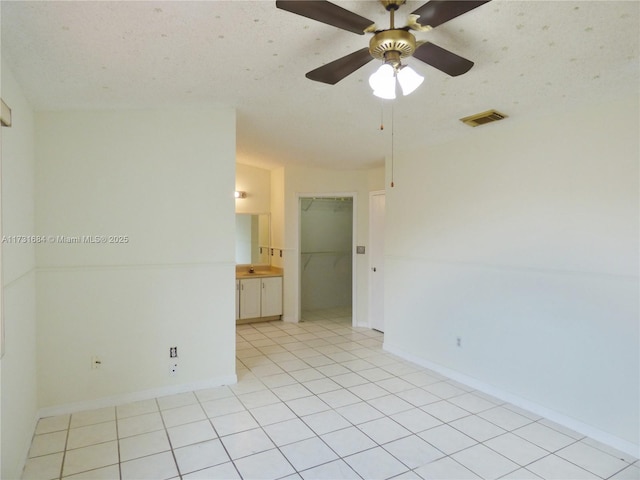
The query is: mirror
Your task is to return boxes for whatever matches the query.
[236,213,270,265]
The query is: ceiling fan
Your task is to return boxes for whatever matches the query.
[276,0,491,89]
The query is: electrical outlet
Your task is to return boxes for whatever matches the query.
[169,362,178,376]
[169,346,178,358]
[91,356,102,369]
[456,337,462,347]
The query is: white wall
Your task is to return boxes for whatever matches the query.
[384,97,639,455]
[235,163,271,215]
[35,108,237,409]
[279,165,385,326]
[1,63,39,480]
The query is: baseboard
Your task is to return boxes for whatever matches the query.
[383,342,639,459]
[38,374,238,418]
[236,315,281,325]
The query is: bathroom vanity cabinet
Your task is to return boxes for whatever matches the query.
[236,273,283,324]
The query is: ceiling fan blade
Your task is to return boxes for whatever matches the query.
[275,1,375,35]
[306,47,374,84]
[411,0,491,28]
[412,42,474,76]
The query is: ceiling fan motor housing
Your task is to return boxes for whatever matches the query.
[369,29,416,66]
[380,0,406,11]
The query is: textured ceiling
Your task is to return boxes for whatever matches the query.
[2,1,638,170]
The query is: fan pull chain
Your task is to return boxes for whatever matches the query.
[377,101,394,188]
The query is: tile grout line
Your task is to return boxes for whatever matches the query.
[114,407,122,480]
[57,414,72,480]
[197,388,245,479]
[155,396,183,480]
[227,372,301,479]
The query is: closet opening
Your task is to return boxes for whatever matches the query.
[299,195,355,326]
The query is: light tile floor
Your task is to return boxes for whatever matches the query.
[23,307,639,480]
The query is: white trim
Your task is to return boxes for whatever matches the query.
[368,190,385,330]
[38,374,237,418]
[296,192,358,327]
[36,262,236,277]
[384,342,640,458]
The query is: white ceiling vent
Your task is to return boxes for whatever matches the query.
[460,109,507,127]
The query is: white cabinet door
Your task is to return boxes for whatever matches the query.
[261,277,283,317]
[239,278,261,319]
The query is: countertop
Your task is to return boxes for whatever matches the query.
[236,266,283,279]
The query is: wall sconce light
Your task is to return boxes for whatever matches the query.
[1,99,12,127]
[234,191,247,199]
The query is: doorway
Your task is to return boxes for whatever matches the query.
[299,196,354,324]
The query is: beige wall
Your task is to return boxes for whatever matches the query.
[1,96,239,476]
[1,62,39,480]
[35,108,237,409]
[235,163,271,215]
[384,96,639,455]
[279,165,385,326]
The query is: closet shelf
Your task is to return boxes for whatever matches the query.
[301,251,351,255]
[301,251,352,270]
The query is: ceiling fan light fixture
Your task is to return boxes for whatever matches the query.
[369,61,423,99]
[369,63,396,99]
[396,65,424,96]
[373,88,396,100]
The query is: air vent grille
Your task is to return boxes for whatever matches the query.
[460,109,507,127]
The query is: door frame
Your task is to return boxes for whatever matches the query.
[368,190,385,330]
[296,192,358,326]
